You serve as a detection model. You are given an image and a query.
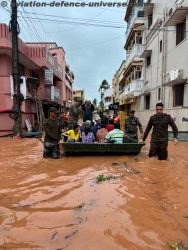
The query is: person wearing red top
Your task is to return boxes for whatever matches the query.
[106,119,114,132]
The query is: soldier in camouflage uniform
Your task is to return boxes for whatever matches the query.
[68,102,82,129]
[43,107,62,159]
[143,103,178,160]
[125,110,143,141]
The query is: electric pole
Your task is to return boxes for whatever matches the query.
[10,0,23,137]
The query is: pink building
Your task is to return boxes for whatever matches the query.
[0,23,74,136]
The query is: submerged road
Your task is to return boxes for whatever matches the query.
[0,138,187,249]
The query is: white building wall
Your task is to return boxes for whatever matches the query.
[138,0,188,136]
[103,88,113,110]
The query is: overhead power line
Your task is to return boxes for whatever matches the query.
[18,15,188,33]
[20,16,126,28]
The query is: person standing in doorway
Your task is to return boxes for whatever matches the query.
[142,103,178,160]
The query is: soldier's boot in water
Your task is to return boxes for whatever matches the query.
[43,145,52,158]
[158,141,168,160]
[51,145,60,159]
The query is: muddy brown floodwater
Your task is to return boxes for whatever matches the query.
[0,138,187,250]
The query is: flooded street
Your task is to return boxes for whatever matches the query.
[0,138,187,249]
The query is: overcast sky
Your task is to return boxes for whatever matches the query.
[0,1,127,101]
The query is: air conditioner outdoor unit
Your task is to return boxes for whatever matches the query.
[167,69,183,81]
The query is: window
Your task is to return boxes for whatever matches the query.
[105,97,111,102]
[148,13,153,29]
[136,36,143,44]
[176,20,186,45]
[136,71,142,79]
[135,66,142,79]
[145,95,150,110]
[173,84,184,106]
[160,40,162,52]
[146,56,151,67]
[158,88,161,100]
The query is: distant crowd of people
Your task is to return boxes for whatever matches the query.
[43,101,178,161]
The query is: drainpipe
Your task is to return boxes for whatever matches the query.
[161,8,167,106]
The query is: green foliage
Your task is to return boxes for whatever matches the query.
[93,98,97,106]
[96,174,123,183]
[168,242,188,250]
[96,174,114,183]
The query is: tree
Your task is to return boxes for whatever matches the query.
[98,80,109,111]
[93,98,97,107]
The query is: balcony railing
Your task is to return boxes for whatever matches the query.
[125,44,145,69]
[119,79,144,100]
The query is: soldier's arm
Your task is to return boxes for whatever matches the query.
[137,118,143,134]
[143,117,153,141]
[168,115,178,139]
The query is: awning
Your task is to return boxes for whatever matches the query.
[163,79,187,87]
[140,50,152,58]
[144,3,154,16]
[124,98,135,104]
[165,7,188,26]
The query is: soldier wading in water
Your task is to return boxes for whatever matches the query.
[143,103,178,160]
[125,110,143,141]
[43,107,62,159]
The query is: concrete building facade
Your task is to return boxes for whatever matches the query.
[114,0,188,139]
[73,89,85,105]
[103,87,113,111]
[0,23,74,136]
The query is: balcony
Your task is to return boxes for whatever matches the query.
[164,6,188,26]
[125,44,145,69]
[119,79,144,101]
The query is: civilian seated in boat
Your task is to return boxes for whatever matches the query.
[82,126,95,143]
[64,124,80,142]
[105,123,124,144]
[91,116,102,136]
[80,120,92,133]
[96,123,108,143]
[106,119,114,132]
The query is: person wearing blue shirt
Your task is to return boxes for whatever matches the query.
[105,123,124,144]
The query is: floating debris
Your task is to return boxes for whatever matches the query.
[120,166,140,175]
[168,241,188,250]
[96,174,124,183]
[111,162,120,166]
